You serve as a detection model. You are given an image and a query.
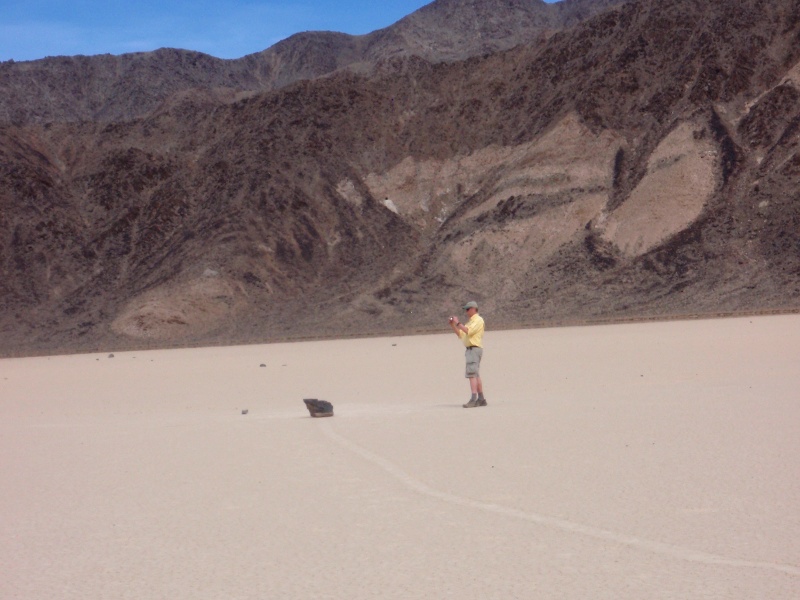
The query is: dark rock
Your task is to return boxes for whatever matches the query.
[242,409,248,415]
[303,398,334,418]
[259,364,266,367]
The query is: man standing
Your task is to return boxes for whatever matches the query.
[448,300,487,408]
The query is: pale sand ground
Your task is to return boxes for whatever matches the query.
[1,315,799,599]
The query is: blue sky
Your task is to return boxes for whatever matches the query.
[1,0,559,62]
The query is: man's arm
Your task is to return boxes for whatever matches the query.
[449,316,467,337]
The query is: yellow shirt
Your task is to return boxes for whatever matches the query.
[459,314,485,348]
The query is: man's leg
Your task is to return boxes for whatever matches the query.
[475,376,487,406]
[463,376,479,407]
[463,348,485,408]
[464,377,487,407]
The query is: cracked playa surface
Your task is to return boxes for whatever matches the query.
[2,315,799,599]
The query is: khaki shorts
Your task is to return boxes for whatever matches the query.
[465,347,483,378]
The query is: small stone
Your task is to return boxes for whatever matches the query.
[260,364,266,367]
[108,354,114,358]
[242,409,249,415]
[303,398,334,418]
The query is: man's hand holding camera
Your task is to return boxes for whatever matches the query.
[449,315,464,333]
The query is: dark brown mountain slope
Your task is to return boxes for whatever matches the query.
[360,0,624,62]
[0,0,624,125]
[1,0,800,356]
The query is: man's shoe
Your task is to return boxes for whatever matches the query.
[476,397,487,406]
[462,399,478,408]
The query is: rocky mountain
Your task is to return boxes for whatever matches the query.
[2,0,800,356]
[0,0,623,124]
